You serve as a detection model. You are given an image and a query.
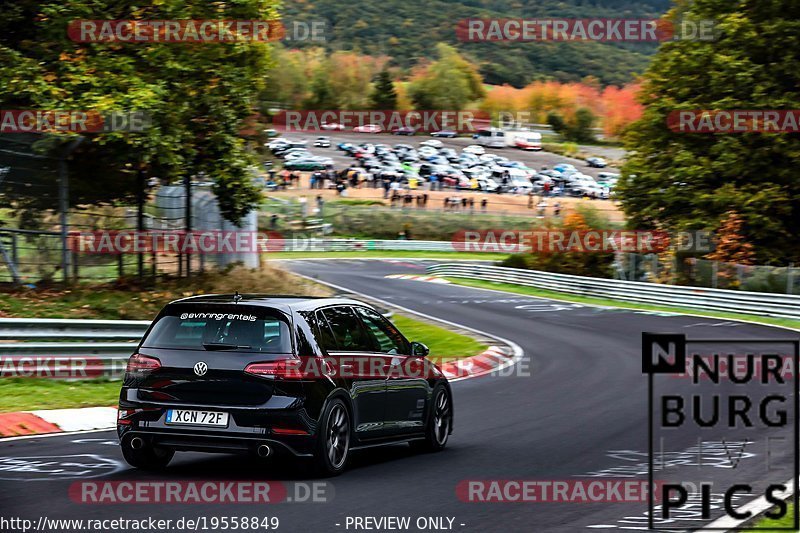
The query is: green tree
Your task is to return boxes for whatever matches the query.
[303,60,339,109]
[370,70,398,109]
[408,43,485,110]
[547,108,596,143]
[618,0,800,265]
[0,0,273,224]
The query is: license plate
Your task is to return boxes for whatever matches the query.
[166,409,229,427]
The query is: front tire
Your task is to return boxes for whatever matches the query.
[313,398,351,476]
[412,386,452,453]
[121,440,174,470]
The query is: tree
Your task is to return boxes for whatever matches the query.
[370,70,398,109]
[547,108,597,143]
[501,209,615,278]
[303,62,339,109]
[408,44,485,110]
[618,0,800,265]
[0,0,273,224]
[705,211,756,265]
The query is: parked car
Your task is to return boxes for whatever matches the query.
[393,127,417,136]
[463,145,485,155]
[314,136,331,148]
[596,172,620,182]
[420,139,443,148]
[553,163,578,174]
[506,131,542,150]
[475,127,506,148]
[285,157,331,170]
[354,124,383,134]
[431,130,457,138]
[118,295,453,475]
[321,122,345,130]
[586,157,608,168]
[282,149,312,161]
[438,148,459,162]
[418,145,439,157]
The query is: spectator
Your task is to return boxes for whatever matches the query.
[299,195,308,218]
[481,198,488,212]
[469,197,475,212]
[316,195,324,217]
[443,196,449,211]
[554,201,562,217]
[537,199,548,217]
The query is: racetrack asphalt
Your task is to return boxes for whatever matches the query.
[1,258,797,532]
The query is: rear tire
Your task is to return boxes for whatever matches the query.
[411,386,452,453]
[121,440,174,470]
[313,398,351,476]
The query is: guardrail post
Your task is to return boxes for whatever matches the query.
[711,261,718,289]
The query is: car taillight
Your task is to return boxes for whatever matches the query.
[117,408,136,425]
[126,354,161,373]
[244,359,310,380]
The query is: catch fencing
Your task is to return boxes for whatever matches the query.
[426,263,800,320]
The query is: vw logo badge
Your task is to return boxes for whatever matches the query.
[193,361,208,377]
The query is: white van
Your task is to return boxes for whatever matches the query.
[507,131,542,150]
[475,127,506,148]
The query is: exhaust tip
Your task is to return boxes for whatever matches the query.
[257,444,272,458]
[130,437,144,450]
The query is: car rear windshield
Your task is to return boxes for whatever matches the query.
[142,306,292,353]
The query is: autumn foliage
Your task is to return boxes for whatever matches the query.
[481,81,643,137]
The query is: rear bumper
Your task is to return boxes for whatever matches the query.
[120,429,314,457]
[117,401,317,457]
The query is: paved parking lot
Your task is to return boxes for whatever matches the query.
[277,131,622,179]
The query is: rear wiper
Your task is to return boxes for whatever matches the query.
[202,342,251,351]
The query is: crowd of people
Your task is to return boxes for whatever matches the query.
[266,165,572,219]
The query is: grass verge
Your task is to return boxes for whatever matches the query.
[391,314,488,362]
[0,379,121,413]
[443,277,800,331]
[753,503,796,530]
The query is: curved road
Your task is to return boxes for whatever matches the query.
[0,259,796,532]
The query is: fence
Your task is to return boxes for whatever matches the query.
[0,183,260,284]
[426,263,800,320]
[613,253,799,295]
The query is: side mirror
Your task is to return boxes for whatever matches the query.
[411,341,430,358]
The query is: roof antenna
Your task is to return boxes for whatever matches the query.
[233,291,242,303]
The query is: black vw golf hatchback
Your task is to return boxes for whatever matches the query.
[118,295,453,475]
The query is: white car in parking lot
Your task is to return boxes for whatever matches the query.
[420,139,443,148]
[418,145,438,158]
[463,145,485,155]
[314,136,331,147]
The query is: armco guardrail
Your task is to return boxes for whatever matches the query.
[0,319,149,379]
[280,238,457,252]
[426,263,800,320]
